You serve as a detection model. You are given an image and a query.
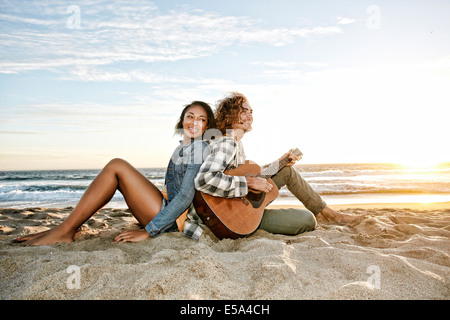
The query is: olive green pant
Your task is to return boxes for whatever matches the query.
[259,208,317,235]
[259,166,327,235]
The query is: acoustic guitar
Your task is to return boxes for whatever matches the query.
[193,148,303,239]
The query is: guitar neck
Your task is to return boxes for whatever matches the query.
[258,153,292,179]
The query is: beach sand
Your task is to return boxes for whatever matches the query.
[0,203,449,300]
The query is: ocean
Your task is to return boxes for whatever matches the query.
[1,163,449,209]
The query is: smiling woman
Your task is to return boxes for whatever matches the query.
[17,101,217,245]
[175,101,215,142]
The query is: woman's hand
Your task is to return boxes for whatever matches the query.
[114,229,150,243]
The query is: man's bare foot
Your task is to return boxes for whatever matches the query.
[317,206,364,224]
[23,226,77,246]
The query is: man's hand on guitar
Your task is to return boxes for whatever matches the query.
[283,151,300,167]
[245,176,274,193]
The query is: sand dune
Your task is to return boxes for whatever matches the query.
[0,204,449,300]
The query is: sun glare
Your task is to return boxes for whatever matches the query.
[397,159,444,170]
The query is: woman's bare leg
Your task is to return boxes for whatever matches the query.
[25,158,163,245]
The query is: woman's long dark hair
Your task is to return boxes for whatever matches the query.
[174,101,216,135]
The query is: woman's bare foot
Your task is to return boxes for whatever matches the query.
[317,206,365,224]
[15,230,50,243]
[23,226,78,246]
[16,228,82,243]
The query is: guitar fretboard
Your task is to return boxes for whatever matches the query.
[259,155,292,179]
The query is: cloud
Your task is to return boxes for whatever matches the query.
[250,60,329,80]
[0,130,44,135]
[0,2,342,76]
[251,61,298,68]
[337,16,356,25]
[304,61,329,68]
[0,13,58,26]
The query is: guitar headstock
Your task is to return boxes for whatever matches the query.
[289,148,303,160]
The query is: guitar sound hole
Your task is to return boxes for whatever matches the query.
[246,190,266,208]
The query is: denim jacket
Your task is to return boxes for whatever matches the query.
[144,139,211,237]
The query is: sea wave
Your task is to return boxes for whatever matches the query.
[1,164,449,208]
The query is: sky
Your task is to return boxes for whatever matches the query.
[0,0,449,170]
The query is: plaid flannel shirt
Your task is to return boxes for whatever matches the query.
[194,136,248,198]
[181,203,206,240]
[183,136,248,240]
